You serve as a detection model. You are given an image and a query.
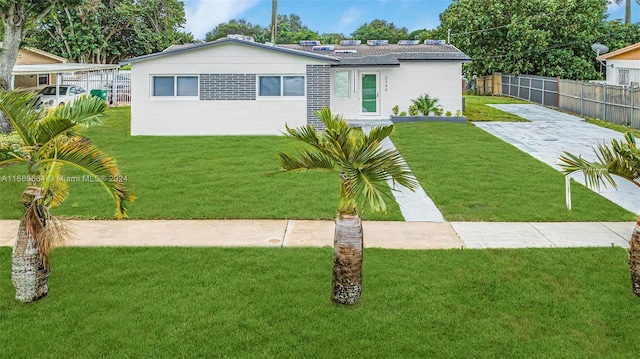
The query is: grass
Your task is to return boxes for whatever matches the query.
[1,246,640,358]
[0,107,402,221]
[392,122,636,221]
[585,117,640,137]
[464,95,531,122]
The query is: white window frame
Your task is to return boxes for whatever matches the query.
[257,74,305,99]
[150,75,199,100]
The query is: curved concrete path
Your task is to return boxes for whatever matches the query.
[475,104,640,214]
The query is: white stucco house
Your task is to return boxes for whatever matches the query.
[121,37,470,135]
[597,42,640,87]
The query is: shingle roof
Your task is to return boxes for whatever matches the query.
[278,43,471,65]
[121,38,470,66]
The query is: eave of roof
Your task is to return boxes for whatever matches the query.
[120,38,340,64]
[11,63,120,75]
[597,42,640,60]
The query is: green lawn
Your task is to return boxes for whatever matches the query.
[0,107,402,221]
[464,95,530,122]
[392,122,636,221]
[1,246,639,358]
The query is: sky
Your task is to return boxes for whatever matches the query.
[183,0,640,41]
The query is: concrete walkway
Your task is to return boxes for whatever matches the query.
[0,219,634,249]
[475,104,640,214]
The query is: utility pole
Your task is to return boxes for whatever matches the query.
[271,0,277,43]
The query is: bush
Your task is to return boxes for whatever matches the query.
[392,105,399,116]
[399,111,407,116]
[411,94,441,116]
[445,110,452,117]
[433,108,443,116]
[408,104,418,116]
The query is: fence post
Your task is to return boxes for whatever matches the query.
[529,76,533,102]
[580,81,584,115]
[603,84,607,121]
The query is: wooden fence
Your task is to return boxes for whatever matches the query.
[475,72,640,129]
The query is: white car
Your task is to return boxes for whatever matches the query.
[39,85,87,108]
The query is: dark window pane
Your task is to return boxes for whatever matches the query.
[283,76,304,96]
[154,76,174,96]
[259,76,281,96]
[177,76,198,96]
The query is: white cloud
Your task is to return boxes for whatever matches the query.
[340,6,363,30]
[184,0,261,40]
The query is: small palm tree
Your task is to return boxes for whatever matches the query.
[412,94,441,116]
[558,132,640,295]
[275,108,419,305]
[0,90,134,302]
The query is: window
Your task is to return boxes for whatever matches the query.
[335,71,350,99]
[38,74,48,86]
[618,68,640,86]
[152,75,198,97]
[258,75,304,97]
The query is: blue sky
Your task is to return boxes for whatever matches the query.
[183,0,639,41]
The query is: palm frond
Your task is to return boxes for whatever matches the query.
[35,96,106,144]
[276,149,336,173]
[0,90,44,145]
[34,135,134,218]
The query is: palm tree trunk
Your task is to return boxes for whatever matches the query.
[12,216,49,303]
[332,214,363,305]
[629,215,640,295]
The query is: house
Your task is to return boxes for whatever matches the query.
[597,42,640,87]
[0,42,68,88]
[122,37,470,136]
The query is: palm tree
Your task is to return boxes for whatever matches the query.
[0,90,134,302]
[275,108,419,305]
[411,94,441,116]
[612,0,640,25]
[558,132,640,295]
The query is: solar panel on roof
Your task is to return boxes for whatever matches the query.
[300,40,321,46]
[367,40,389,46]
[340,40,361,46]
[334,49,357,54]
[424,39,446,45]
[312,45,334,51]
[398,40,420,45]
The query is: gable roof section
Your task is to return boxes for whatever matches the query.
[121,38,340,64]
[0,42,68,64]
[597,42,640,60]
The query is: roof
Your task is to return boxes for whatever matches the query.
[0,42,68,64]
[121,38,340,64]
[11,63,120,76]
[597,42,640,60]
[120,38,470,66]
[279,43,471,66]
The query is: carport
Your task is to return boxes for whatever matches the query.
[10,63,124,106]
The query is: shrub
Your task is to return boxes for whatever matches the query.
[392,105,399,116]
[455,110,462,117]
[399,111,407,116]
[411,94,440,116]
[433,108,443,116]
[408,104,418,116]
[445,110,452,117]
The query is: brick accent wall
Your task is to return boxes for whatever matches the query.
[200,74,256,100]
[306,65,331,128]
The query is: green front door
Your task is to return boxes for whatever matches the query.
[361,73,377,113]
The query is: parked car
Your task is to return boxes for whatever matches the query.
[39,85,87,108]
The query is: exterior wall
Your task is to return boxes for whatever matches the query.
[16,49,65,65]
[604,59,640,86]
[130,43,329,135]
[330,62,464,120]
[306,65,331,128]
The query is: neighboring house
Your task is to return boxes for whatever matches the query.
[597,42,640,87]
[122,37,470,136]
[0,42,68,88]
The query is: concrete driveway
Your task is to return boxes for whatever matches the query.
[474,104,640,214]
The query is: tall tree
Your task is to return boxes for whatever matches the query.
[558,132,640,296]
[204,19,267,42]
[350,19,410,44]
[0,91,134,302]
[275,108,418,305]
[611,0,640,25]
[437,0,608,80]
[27,0,193,64]
[274,13,319,43]
[0,0,80,133]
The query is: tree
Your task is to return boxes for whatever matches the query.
[437,0,608,80]
[0,91,134,302]
[319,32,345,44]
[0,0,81,133]
[275,108,418,305]
[27,0,194,64]
[612,0,640,25]
[350,19,410,44]
[558,132,640,296]
[204,19,267,42]
[273,13,319,43]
